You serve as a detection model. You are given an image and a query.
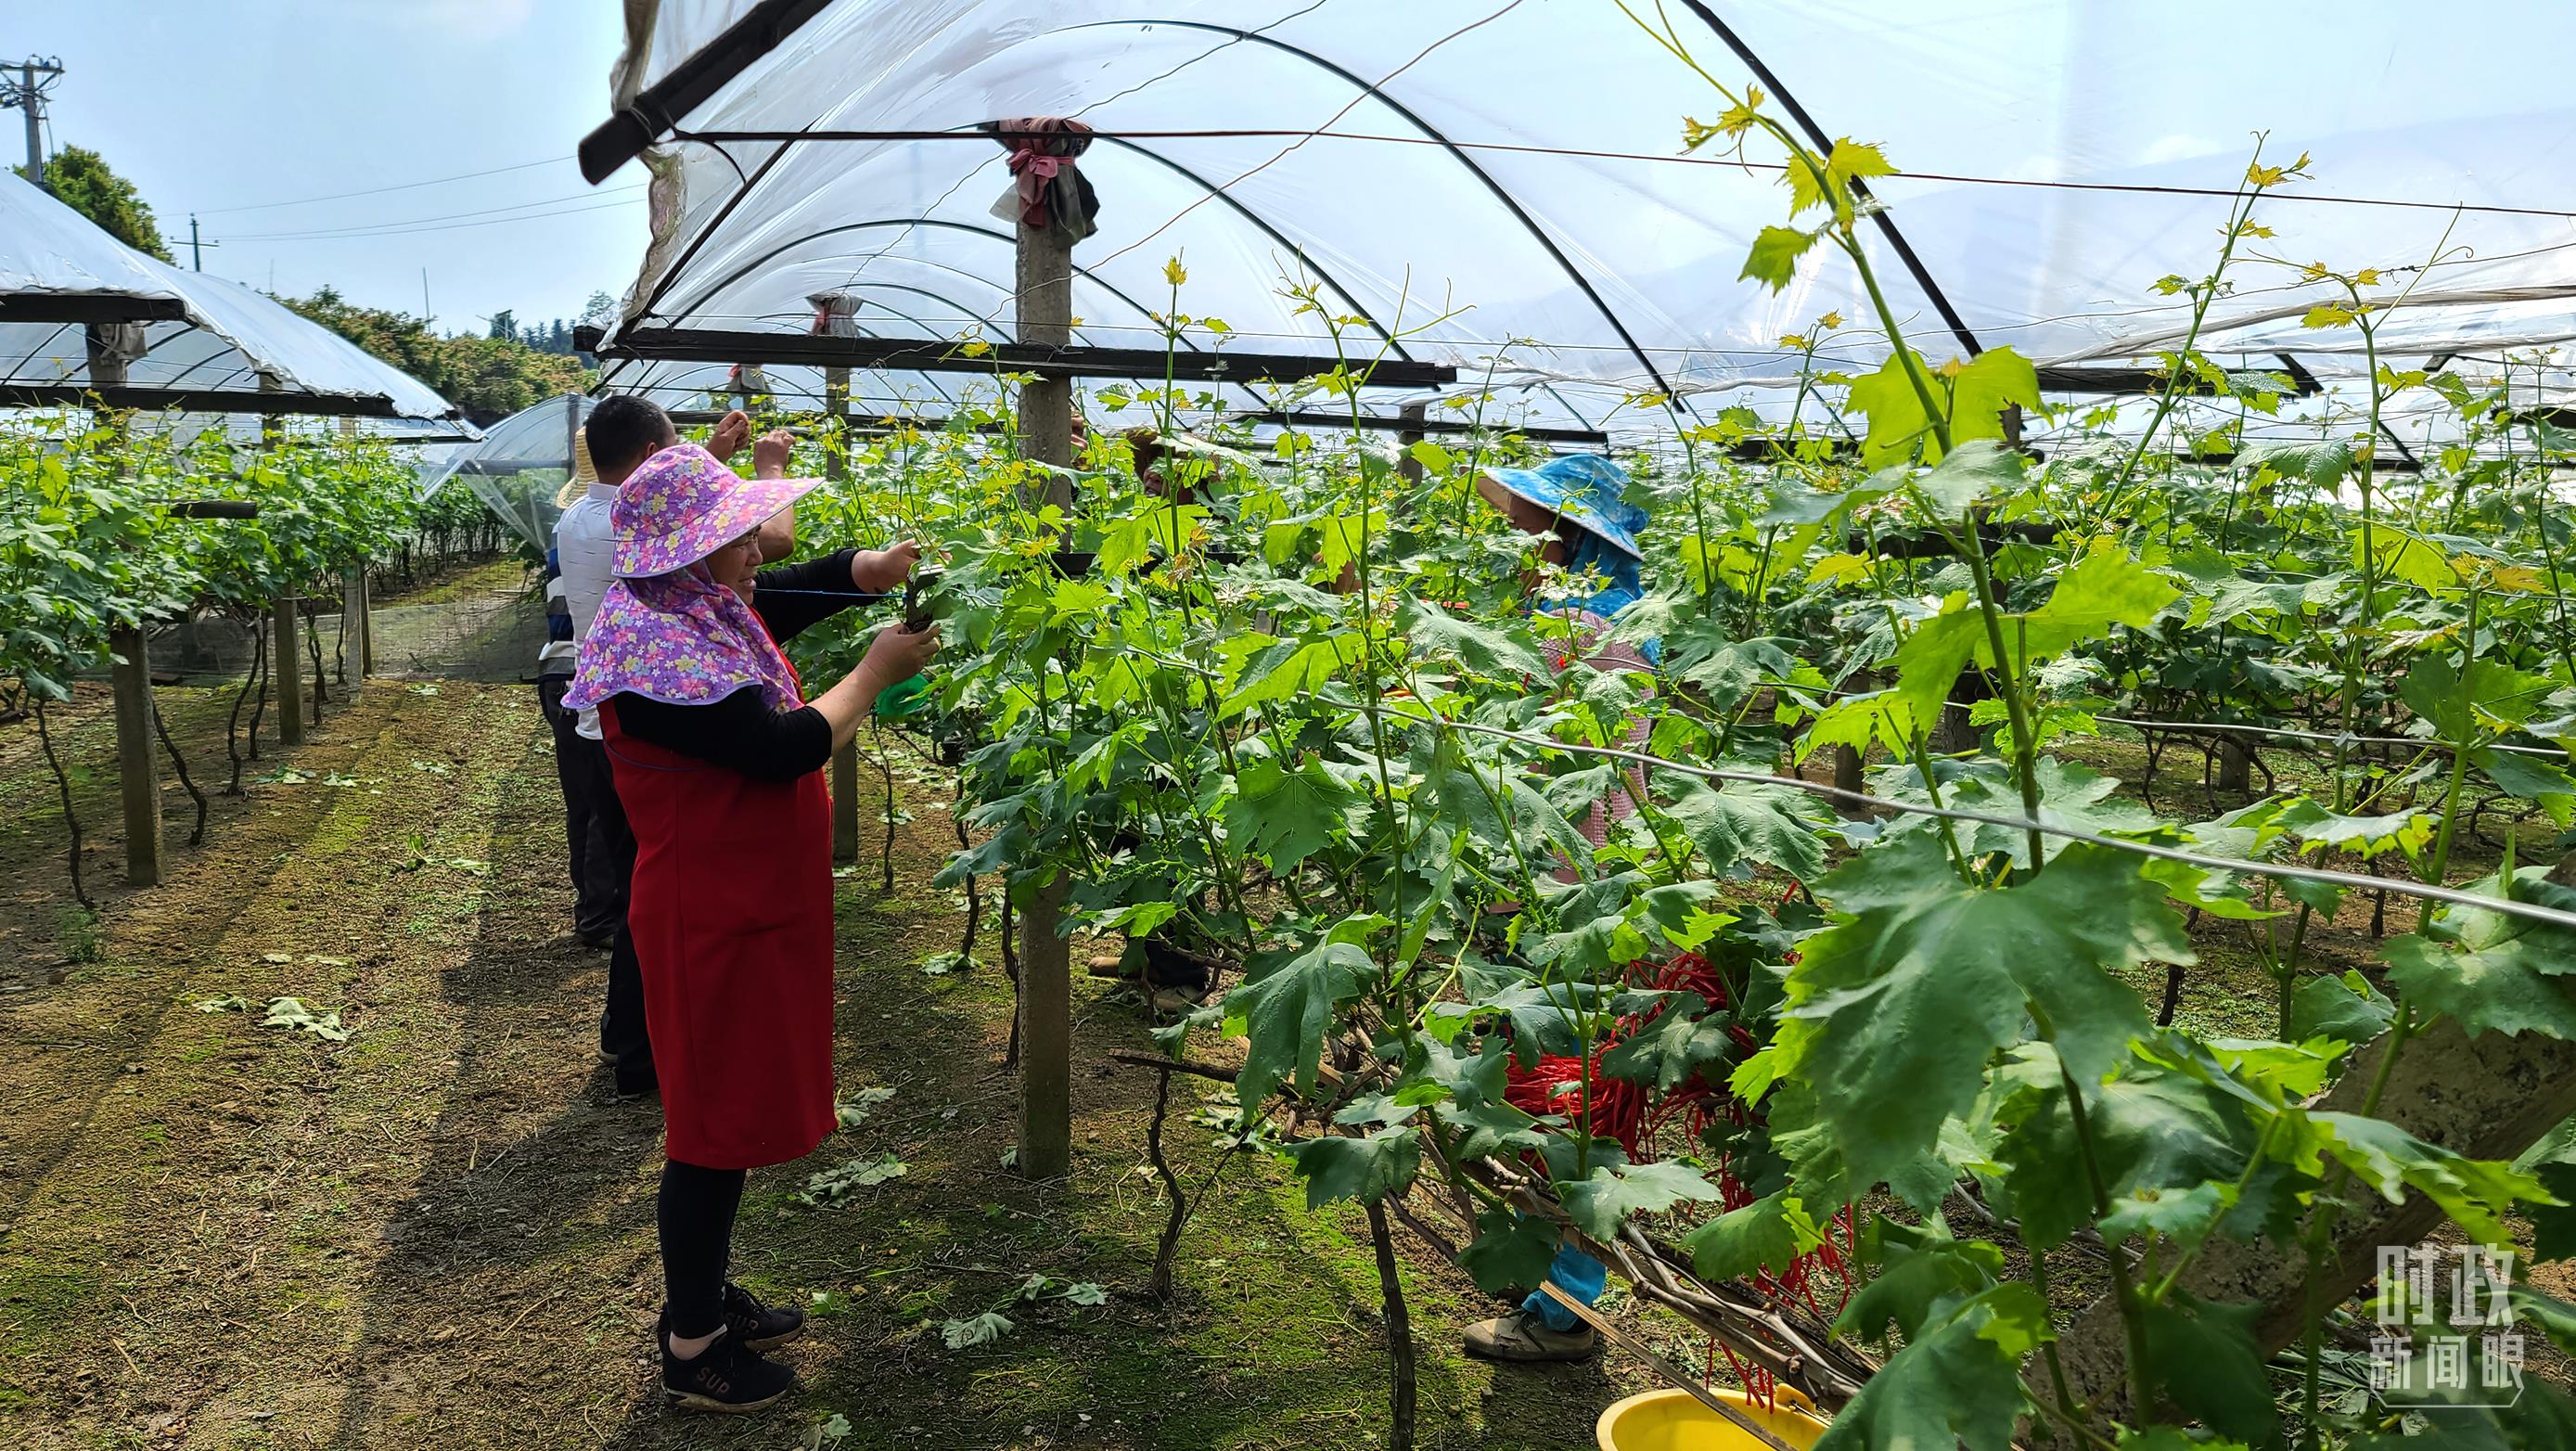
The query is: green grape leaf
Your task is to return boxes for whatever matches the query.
[1681,1190,1820,1283]
[1739,225,1821,291]
[1990,1046,2258,1250]
[2016,546,2182,661]
[1396,597,1549,681]
[2478,748,2576,828]
[1656,773,1832,881]
[1282,1125,1419,1208]
[2273,799,2435,860]
[1556,1160,1723,1241]
[1836,1218,2004,1343]
[2243,438,2355,491]
[1221,634,1361,717]
[1444,1098,1557,1162]
[941,1310,1014,1349]
[2510,1282,2576,1353]
[2097,1181,2236,1249]
[2517,1119,2576,1264]
[2360,525,2457,591]
[1767,1075,1969,1212]
[1942,350,2043,459]
[2299,1111,2550,1246]
[1459,971,1609,1064]
[1845,351,1937,468]
[1600,994,1738,1093]
[1817,1283,2038,1451]
[1458,1208,1561,1294]
[2138,1292,2280,1446]
[1222,935,1375,1107]
[1221,753,1352,874]
[1779,838,2179,1195]
[2380,867,2576,1039]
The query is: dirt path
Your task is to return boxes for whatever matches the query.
[0,677,1624,1449]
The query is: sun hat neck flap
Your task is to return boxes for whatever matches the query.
[553,427,601,508]
[609,443,820,579]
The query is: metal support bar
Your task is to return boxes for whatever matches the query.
[0,295,186,325]
[598,327,1457,389]
[0,384,456,419]
[577,0,833,183]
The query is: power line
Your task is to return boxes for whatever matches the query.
[193,154,580,216]
[225,195,643,244]
[222,185,647,241]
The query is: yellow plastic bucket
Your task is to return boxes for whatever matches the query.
[1595,1386,1830,1451]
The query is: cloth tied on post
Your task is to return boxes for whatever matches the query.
[985,117,1100,246]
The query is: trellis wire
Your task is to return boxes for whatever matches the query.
[666,125,2576,222]
[1428,714,2576,931]
[1767,679,2574,759]
[1095,639,2576,930]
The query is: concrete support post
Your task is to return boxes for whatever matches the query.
[109,626,164,886]
[1013,147,1080,1182]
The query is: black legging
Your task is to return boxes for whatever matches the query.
[660,1160,748,1339]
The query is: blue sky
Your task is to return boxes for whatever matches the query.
[10,0,645,334]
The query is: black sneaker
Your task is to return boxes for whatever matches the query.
[660,1321,795,1414]
[723,1282,804,1351]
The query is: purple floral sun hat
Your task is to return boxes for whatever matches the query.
[610,443,820,578]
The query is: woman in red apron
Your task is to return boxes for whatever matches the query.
[564,443,935,1413]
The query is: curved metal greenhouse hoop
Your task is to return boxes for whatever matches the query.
[1088,135,1413,363]
[1059,18,1680,404]
[1673,0,1983,360]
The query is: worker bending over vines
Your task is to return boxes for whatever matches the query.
[1459,454,1659,1365]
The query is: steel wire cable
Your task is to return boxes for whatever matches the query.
[664,125,2576,223]
[1083,640,2576,931]
[1768,681,2574,760]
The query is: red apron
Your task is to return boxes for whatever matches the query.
[601,694,837,1170]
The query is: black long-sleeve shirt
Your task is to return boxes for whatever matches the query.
[613,549,880,780]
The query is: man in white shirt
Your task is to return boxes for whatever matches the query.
[556,397,791,1096]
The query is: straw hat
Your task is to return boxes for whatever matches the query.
[553,428,600,507]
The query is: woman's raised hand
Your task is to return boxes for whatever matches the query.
[858,619,940,690]
[709,408,753,461]
[851,540,922,594]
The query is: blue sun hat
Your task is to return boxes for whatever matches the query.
[1475,455,1659,664]
[1476,454,1647,562]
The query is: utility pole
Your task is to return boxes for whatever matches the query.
[0,56,65,191]
[164,214,220,271]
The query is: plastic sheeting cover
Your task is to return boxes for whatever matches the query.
[0,172,469,426]
[413,393,596,554]
[596,0,2576,444]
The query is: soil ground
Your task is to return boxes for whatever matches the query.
[0,573,1639,1449]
